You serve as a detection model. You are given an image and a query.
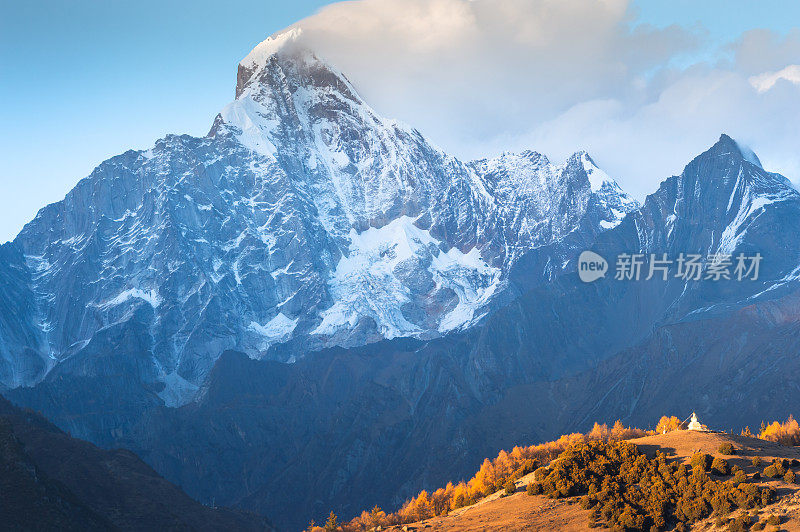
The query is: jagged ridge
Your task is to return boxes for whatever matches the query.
[0,29,637,405]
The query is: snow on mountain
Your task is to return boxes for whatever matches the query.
[0,29,638,405]
[600,133,800,326]
[311,215,502,338]
[669,134,800,258]
[580,153,639,229]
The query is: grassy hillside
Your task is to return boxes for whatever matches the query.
[314,417,800,531]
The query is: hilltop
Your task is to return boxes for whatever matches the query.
[336,429,800,531]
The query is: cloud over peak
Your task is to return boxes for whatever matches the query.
[265,0,800,198]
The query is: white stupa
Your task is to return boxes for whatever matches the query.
[687,412,707,431]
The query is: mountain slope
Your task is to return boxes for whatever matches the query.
[0,417,111,531]
[0,394,271,531]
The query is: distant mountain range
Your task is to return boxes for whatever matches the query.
[2,28,800,530]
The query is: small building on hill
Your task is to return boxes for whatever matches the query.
[687,412,708,431]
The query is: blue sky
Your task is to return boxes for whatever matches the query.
[0,0,334,243]
[1,0,799,243]
[634,0,800,39]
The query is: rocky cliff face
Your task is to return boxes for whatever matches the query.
[0,29,636,407]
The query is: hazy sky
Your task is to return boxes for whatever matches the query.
[1,0,799,243]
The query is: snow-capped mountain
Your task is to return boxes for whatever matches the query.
[604,133,800,312]
[0,29,637,406]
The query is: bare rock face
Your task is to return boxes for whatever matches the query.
[0,29,636,407]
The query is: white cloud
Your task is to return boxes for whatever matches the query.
[749,65,800,92]
[276,0,800,198]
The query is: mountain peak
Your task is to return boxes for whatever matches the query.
[239,28,304,70]
[221,29,369,157]
[234,28,338,99]
[567,151,616,193]
[707,133,763,168]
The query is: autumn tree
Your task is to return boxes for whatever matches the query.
[324,511,339,532]
[758,415,800,446]
[656,415,683,434]
[338,417,654,529]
